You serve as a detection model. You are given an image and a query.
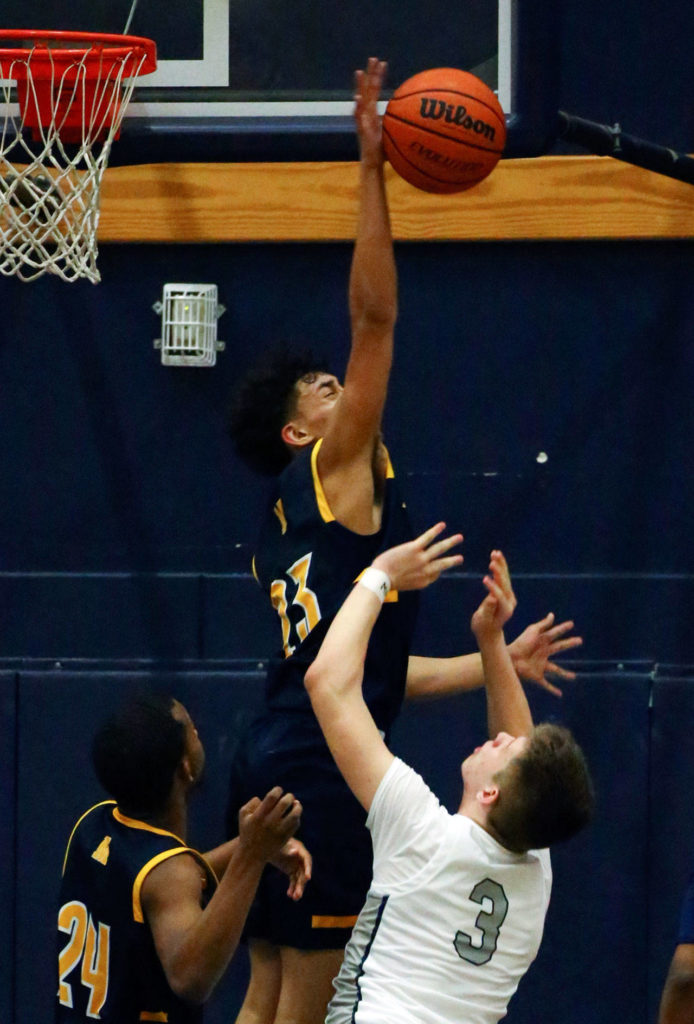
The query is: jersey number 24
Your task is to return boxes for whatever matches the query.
[58,901,110,1018]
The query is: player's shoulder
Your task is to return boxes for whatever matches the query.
[139,846,216,921]
[66,800,117,847]
[369,758,441,825]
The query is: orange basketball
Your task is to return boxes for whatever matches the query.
[382,68,506,194]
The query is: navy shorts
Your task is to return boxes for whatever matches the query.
[226,712,373,951]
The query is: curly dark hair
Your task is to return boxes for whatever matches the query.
[92,694,186,817]
[228,347,331,476]
[488,723,594,853]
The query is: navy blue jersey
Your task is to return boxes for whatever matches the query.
[57,801,216,1024]
[253,439,419,736]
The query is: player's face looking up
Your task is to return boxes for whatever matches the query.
[462,732,528,790]
[288,372,343,442]
[172,700,205,786]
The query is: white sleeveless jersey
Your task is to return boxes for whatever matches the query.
[326,757,552,1024]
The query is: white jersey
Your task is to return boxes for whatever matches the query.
[326,758,552,1024]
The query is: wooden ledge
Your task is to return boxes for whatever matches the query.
[97,155,694,243]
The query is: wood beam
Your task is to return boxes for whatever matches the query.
[97,155,694,243]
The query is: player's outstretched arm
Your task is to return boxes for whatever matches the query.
[319,60,395,499]
[471,551,534,739]
[142,788,301,1004]
[305,523,463,811]
[406,615,582,700]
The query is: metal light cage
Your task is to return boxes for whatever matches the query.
[154,283,225,367]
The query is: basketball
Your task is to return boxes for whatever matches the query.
[382,68,506,194]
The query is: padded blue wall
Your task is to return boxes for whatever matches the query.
[1,240,693,665]
[0,673,16,1024]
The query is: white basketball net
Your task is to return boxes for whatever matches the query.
[0,43,148,283]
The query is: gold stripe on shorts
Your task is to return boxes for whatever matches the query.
[311,914,359,929]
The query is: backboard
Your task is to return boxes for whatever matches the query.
[3,0,558,161]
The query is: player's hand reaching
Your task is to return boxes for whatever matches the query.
[471,551,517,641]
[270,838,312,901]
[508,613,583,698]
[372,522,463,591]
[354,57,387,168]
[238,787,302,865]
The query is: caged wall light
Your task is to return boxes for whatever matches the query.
[153,283,226,366]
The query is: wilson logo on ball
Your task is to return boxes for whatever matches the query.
[419,99,498,141]
[383,67,507,194]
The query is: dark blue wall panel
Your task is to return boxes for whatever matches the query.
[0,575,202,660]
[1,240,693,665]
[413,574,694,665]
[202,575,277,660]
[0,673,16,1024]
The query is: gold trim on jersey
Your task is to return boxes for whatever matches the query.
[312,914,359,929]
[311,439,396,521]
[132,848,202,923]
[273,498,288,534]
[113,808,186,843]
[62,801,117,876]
[139,1012,168,1021]
[310,439,335,523]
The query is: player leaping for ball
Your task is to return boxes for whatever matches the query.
[226,59,583,1024]
[304,527,594,1024]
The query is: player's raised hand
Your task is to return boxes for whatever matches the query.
[238,787,302,864]
[354,57,387,167]
[372,522,463,591]
[471,550,517,641]
[508,613,583,698]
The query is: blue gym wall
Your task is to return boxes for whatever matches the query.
[2,2,694,1022]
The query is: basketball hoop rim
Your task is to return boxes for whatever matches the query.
[0,29,157,75]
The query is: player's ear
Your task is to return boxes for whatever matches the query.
[281,420,314,449]
[177,755,195,786]
[477,783,500,807]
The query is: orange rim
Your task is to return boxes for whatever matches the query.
[0,29,157,75]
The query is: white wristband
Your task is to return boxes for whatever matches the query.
[358,566,391,603]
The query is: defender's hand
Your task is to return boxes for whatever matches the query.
[238,788,302,864]
[508,613,583,698]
